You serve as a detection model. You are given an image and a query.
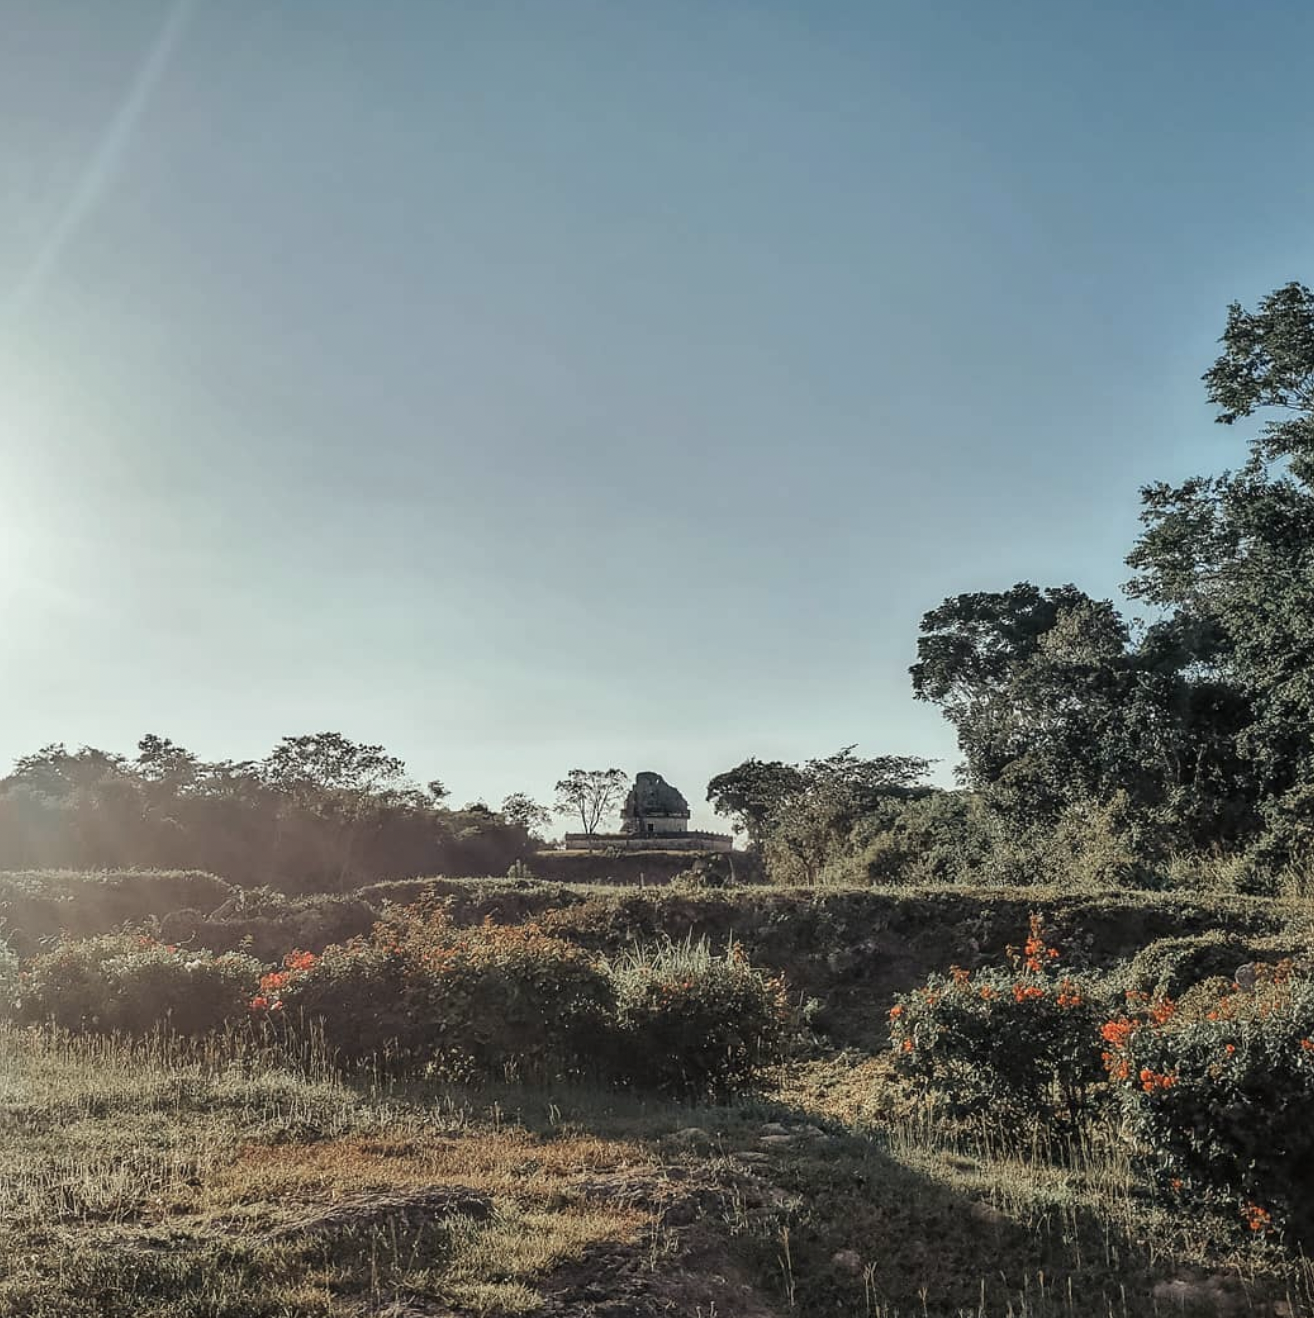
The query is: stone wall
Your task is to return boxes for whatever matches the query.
[560,830,733,853]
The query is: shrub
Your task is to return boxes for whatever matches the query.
[158,890,379,960]
[888,916,1107,1123]
[1101,964,1314,1241]
[606,936,789,1098]
[1123,932,1301,1000]
[670,856,735,891]
[0,926,17,1011]
[851,791,995,886]
[0,870,234,956]
[10,934,262,1035]
[268,909,616,1080]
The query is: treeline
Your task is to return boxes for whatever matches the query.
[709,282,1314,894]
[9,283,1314,897]
[0,733,533,889]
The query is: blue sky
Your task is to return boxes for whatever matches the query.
[2,0,1312,831]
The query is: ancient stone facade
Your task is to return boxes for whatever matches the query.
[620,771,691,836]
[561,770,733,852]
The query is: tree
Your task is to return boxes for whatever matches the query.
[501,792,551,837]
[761,748,933,884]
[6,743,127,797]
[800,746,933,813]
[1126,281,1314,857]
[553,768,628,835]
[910,583,1255,845]
[262,733,406,796]
[136,734,199,787]
[706,759,807,848]
[911,585,1137,823]
[707,748,932,881]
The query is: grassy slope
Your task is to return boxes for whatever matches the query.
[4,874,1314,1315]
[2,1027,1313,1316]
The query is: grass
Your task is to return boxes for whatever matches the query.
[7,872,1314,1314]
[2,1023,1313,1315]
[0,1025,656,1316]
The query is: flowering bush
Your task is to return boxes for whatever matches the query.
[267,909,616,1080]
[606,937,789,1098]
[1101,963,1314,1241]
[9,934,262,1035]
[889,916,1107,1122]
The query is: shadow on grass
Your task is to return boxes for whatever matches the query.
[371,1071,1307,1318]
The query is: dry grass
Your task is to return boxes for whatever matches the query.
[0,1025,655,1316]
[6,1022,1314,1315]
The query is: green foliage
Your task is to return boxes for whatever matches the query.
[500,792,551,837]
[710,747,933,885]
[1125,282,1314,864]
[1123,931,1297,1000]
[552,768,629,835]
[274,910,616,1080]
[10,934,262,1035]
[605,936,789,1098]
[0,733,532,890]
[1103,968,1314,1241]
[0,929,16,1011]
[272,912,788,1096]
[889,918,1107,1122]
[706,758,808,848]
[850,791,995,885]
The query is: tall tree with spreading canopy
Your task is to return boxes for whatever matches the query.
[553,768,629,835]
[1127,281,1314,856]
[706,758,807,848]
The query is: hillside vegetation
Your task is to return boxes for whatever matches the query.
[2,869,1314,1315]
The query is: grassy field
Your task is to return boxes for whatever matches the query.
[3,875,1314,1315]
[2,1033,1312,1314]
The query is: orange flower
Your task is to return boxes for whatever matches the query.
[979,986,996,1001]
[1101,1019,1134,1049]
[1225,1044,1236,1056]
[1242,1203,1272,1233]
[888,1004,904,1020]
[1149,998,1177,1025]
[1013,983,1044,1003]
[901,1038,914,1053]
[950,966,971,986]
[1138,1068,1177,1093]
[1301,1038,1314,1052]
[250,995,269,1011]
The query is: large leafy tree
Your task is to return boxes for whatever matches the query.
[708,748,931,881]
[500,792,552,838]
[911,584,1257,846]
[261,732,407,796]
[761,747,933,884]
[911,585,1138,823]
[1127,281,1314,855]
[706,758,807,848]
